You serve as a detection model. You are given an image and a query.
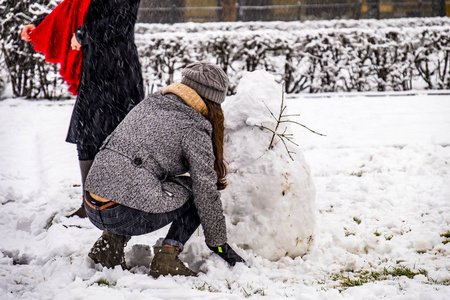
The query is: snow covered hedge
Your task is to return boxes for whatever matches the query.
[134,17,450,34]
[0,0,69,99]
[1,16,450,98]
[136,19,450,94]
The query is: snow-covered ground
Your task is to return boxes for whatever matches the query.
[0,79,449,299]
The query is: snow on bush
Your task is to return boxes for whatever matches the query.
[135,22,450,94]
[0,0,68,99]
[221,70,316,260]
[134,17,450,34]
[2,16,450,98]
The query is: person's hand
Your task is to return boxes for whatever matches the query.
[208,243,245,266]
[21,24,36,42]
[71,34,82,51]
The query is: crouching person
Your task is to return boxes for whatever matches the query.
[83,62,244,277]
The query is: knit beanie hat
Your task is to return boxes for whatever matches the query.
[181,62,229,104]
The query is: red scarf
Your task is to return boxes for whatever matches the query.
[30,0,91,95]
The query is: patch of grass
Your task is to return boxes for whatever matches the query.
[374,230,381,236]
[440,231,450,244]
[195,282,219,293]
[343,227,356,237]
[330,273,340,281]
[340,276,367,288]
[440,230,450,238]
[241,287,251,298]
[353,217,362,225]
[384,234,393,241]
[387,266,420,279]
[254,288,265,296]
[360,270,382,281]
[328,266,438,291]
[94,279,112,287]
[221,280,266,297]
[331,270,381,291]
[351,171,363,177]
[44,213,57,230]
[226,279,232,290]
[418,269,428,277]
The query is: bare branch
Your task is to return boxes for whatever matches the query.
[278,132,295,160]
[281,113,301,118]
[255,80,325,161]
[279,120,326,136]
[262,101,279,123]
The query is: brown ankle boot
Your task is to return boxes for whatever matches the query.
[88,231,127,269]
[149,246,197,278]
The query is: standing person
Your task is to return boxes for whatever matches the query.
[83,62,245,276]
[21,0,144,218]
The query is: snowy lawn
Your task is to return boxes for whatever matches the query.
[0,89,449,299]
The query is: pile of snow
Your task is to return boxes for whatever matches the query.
[222,71,316,260]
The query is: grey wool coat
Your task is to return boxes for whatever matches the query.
[84,91,227,247]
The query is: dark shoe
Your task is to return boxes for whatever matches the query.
[67,204,87,218]
[88,231,127,269]
[150,246,197,278]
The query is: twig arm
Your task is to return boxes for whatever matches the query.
[279,120,326,136]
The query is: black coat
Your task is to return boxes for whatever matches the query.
[65,0,144,148]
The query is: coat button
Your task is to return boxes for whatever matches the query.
[133,157,143,166]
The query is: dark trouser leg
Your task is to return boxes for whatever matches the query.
[67,159,93,218]
[79,159,94,196]
[84,194,199,270]
[85,191,201,252]
[68,144,97,218]
[162,202,201,252]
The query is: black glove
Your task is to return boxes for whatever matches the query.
[208,243,245,266]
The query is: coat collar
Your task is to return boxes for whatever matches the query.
[162,83,208,116]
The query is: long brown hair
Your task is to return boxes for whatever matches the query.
[203,98,227,190]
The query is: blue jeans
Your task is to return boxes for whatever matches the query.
[84,192,200,251]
